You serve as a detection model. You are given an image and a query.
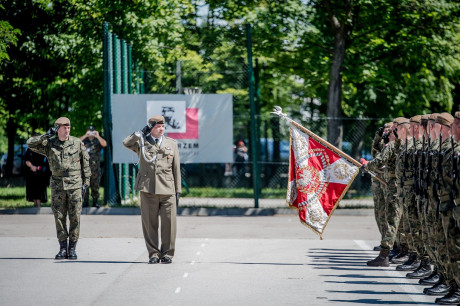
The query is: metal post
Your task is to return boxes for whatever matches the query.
[102,22,119,205]
[120,40,129,202]
[246,24,259,208]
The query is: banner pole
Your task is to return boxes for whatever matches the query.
[271,106,386,186]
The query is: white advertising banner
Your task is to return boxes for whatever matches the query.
[112,94,233,164]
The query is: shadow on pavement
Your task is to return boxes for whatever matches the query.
[328,299,432,305]
[309,248,430,305]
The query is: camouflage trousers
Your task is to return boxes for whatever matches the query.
[381,179,402,249]
[441,210,460,286]
[396,186,409,249]
[408,193,429,259]
[424,194,448,277]
[402,186,422,254]
[84,164,101,203]
[372,180,386,236]
[51,187,82,242]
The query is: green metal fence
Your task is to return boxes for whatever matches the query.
[102,22,383,208]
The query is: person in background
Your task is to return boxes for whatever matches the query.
[80,126,107,208]
[233,140,248,177]
[24,146,51,207]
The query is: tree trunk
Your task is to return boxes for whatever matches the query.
[326,24,345,149]
[324,0,353,149]
[5,116,17,178]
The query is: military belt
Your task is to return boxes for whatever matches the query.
[439,194,451,203]
[52,170,81,177]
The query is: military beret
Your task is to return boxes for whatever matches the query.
[428,113,439,121]
[454,112,460,120]
[148,115,165,126]
[54,117,70,127]
[393,117,410,126]
[410,115,421,123]
[435,112,454,127]
[420,114,430,125]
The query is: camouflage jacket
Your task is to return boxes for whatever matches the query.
[395,138,414,190]
[83,137,102,165]
[367,140,398,182]
[27,134,91,189]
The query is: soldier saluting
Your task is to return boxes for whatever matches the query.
[27,117,91,260]
[123,115,181,264]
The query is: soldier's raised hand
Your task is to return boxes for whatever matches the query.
[46,125,59,138]
[141,125,152,136]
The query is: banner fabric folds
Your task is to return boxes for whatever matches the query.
[287,125,359,238]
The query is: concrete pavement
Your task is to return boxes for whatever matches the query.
[0,213,436,305]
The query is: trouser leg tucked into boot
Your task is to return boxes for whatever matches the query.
[55,240,68,260]
[406,258,432,279]
[68,240,78,260]
[396,252,419,271]
[367,247,390,267]
[391,244,409,264]
[388,242,399,261]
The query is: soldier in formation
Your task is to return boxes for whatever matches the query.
[361,112,460,305]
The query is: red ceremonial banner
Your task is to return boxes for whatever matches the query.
[287,126,359,238]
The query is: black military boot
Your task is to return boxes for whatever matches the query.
[373,245,381,251]
[367,247,390,267]
[406,258,432,279]
[92,198,100,208]
[396,252,419,271]
[68,240,78,260]
[82,199,89,208]
[424,275,451,295]
[55,240,68,260]
[391,245,409,264]
[388,242,399,261]
[420,268,441,285]
[435,283,460,305]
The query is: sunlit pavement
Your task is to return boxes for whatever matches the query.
[0,213,435,305]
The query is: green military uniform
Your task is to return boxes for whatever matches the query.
[27,117,90,260]
[82,137,103,205]
[371,130,386,237]
[367,139,400,250]
[451,139,460,288]
[440,136,460,288]
[394,135,413,260]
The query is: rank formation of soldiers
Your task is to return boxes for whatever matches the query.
[360,112,460,305]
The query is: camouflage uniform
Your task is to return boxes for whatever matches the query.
[371,131,386,236]
[395,138,414,253]
[27,134,90,242]
[440,137,460,288]
[452,141,460,287]
[424,138,446,276]
[82,137,103,204]
[412,136,429,260]
[367,140,400,250]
